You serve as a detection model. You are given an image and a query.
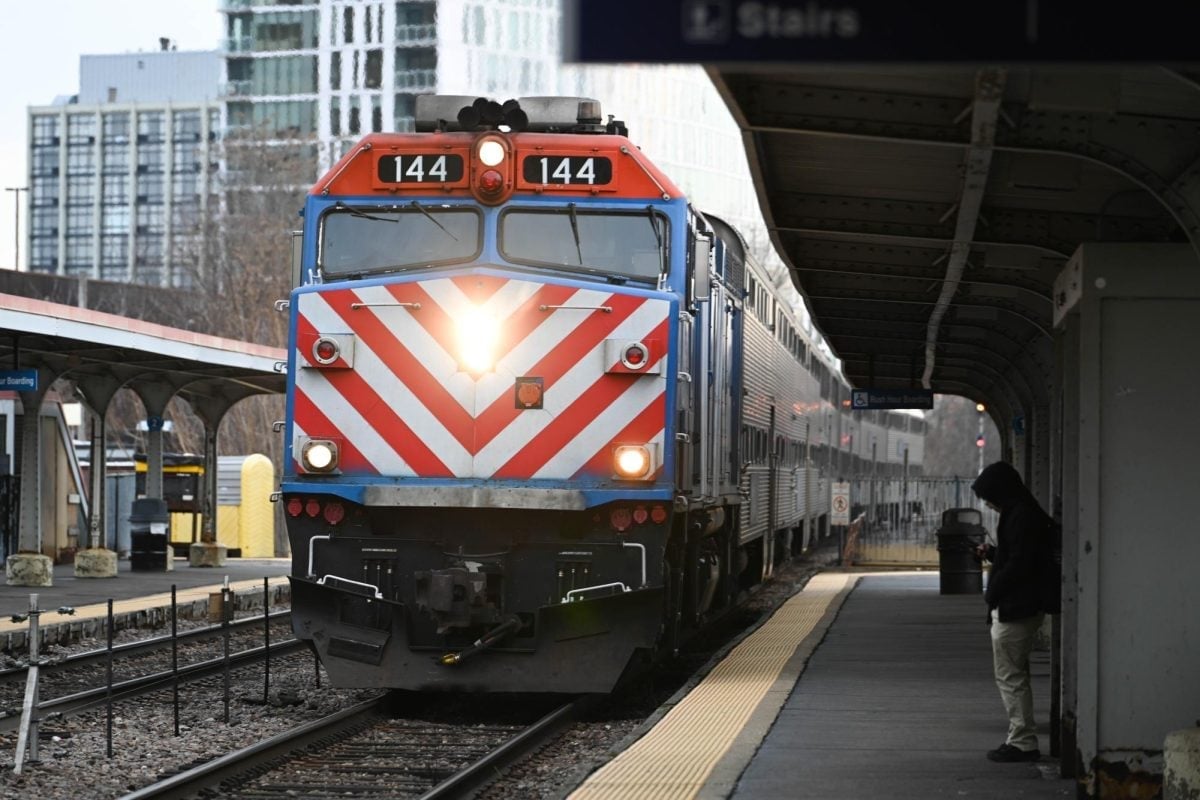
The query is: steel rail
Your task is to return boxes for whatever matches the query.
[119,696,386,800]
[119,696,581,800]
[0,610,292,682]
[418,698,585,800]
[0,638,305,733]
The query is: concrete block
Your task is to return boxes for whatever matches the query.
[188,541,227,568]
[73,548,118,578]
[1166,728,1200,800]
[5,552,54,586]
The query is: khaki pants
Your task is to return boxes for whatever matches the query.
[990,609,1044,751]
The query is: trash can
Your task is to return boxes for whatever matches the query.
[130,498,170,571]
[935,508,987,595]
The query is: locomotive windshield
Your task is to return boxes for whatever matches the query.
[500,207,667,282]
[320,203,482,276]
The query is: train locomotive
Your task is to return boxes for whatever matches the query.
[281,96,921,693]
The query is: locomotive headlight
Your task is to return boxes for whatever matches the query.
[478,138,505,166]
[301,439,339,473]
[457,305,499,373]
[613,445,653,480]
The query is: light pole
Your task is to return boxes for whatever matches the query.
[975,402,986,473]
[6,186,29,269]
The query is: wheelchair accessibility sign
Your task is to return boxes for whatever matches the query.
[849,388,933,410]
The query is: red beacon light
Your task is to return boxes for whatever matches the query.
[478,169,505,197]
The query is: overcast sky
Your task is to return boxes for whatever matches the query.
[0,0,223,269]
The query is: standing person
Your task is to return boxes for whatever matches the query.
[971,461,1060,763]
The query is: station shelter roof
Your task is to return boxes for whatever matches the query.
[0,293,285,412]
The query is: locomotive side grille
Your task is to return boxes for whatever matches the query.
[557,560,592,602]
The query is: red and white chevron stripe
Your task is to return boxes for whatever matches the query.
[292,275,670,481]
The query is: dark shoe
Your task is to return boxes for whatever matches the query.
[987,743,1040,762]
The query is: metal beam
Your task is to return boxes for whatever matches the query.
[772,225,1072,259]
[923,68,1006,388]
[743,123,1198,258]
[805,294,1052,340]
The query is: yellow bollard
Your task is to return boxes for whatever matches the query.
[239,454,276,558]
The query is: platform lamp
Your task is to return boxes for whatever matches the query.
[975,403,987,473]
[5,186,28,269]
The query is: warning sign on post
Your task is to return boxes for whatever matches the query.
[831,482,851,526]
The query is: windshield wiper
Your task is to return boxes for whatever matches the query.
[645,205,662,250]
[334,201,397,223]
[567,203,583,265]
[410,200,458,241]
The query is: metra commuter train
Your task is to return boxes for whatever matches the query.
[281,97,923,693]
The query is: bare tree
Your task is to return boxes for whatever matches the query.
[924,394,1002,477]
[170,130,318,465]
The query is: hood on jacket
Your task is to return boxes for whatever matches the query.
[971,461,1027,507]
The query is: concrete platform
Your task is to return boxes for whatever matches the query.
[570,571,1074,799]
[0,557,293,653]
[727,573,1072,799]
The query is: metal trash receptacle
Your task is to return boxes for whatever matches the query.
[935,507,987,595]
[129,498,170,571]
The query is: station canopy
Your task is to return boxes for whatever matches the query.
[0,293,285,413]
[706,65,1200,425]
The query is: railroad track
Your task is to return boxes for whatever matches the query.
[0,635,306,734]
[123,695,584,799]
[0,610,292,685]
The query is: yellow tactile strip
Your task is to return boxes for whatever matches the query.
[569,572,859,800]
[0,576,290,637]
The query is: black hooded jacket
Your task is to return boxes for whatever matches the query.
[972,462,1060,622]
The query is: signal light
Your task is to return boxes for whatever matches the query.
[286,497,303,517]
[478,168,504,196]
[650,504,668,524]
[632,505,649,525]
[304,498,321,518]
[610,507,633,533]
[478,139,505,166]
[976,403,986,413]
[613,445,652,480]
[313,337,340,365]
[300,439,339,473]
[622,342,648,369]
[976,434,986,448]
[322,501,345,525]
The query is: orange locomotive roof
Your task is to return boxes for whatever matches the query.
[310,131,683,201]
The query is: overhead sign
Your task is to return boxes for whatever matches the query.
[563,0,1200,63]
[0,369,38,392]
[850,388,933,410]
[831,481,850,526]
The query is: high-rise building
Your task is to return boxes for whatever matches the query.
[26,48,222,288]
